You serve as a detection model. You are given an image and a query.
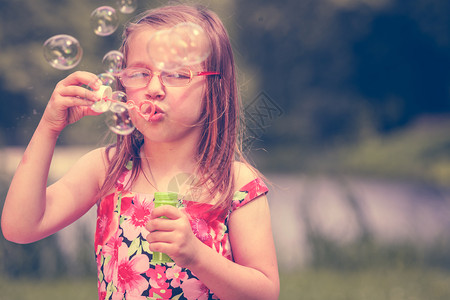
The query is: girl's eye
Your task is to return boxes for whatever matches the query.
[129,71,149,79]
[165,72,190,79]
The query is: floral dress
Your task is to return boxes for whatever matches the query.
[94,165,269,300]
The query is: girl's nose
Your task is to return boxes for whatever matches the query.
[145,73,165,100]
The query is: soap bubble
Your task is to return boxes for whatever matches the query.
[102,50,124,74]
[147,29,186,71]
[172,22,211,66]
[43,34,83,70]
[116,0,137,14]
[106,102,135,135]
[111,90,128,103]
[90,6,119,36]
[97,72,117,90]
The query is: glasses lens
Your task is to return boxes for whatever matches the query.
[121,68,150,88]
[162,70,191,86]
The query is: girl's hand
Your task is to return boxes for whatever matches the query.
[145,206,201,268]
[42,71,103,134]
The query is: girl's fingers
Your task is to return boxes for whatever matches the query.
[146,230,174,243]
[64,96,97,108]
[151,205,181,220]
[59,85,101,102]
[145,217,176,232]
[60,71,102,88]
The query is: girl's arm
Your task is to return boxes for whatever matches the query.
[194,195,279,300]
[147,165,280,300]
[1,71,106,243]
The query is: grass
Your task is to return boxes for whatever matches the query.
[279,267,450,300]
[0,276,97,300]
[0,267,449,300]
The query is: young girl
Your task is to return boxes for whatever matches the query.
[1,4,279,300]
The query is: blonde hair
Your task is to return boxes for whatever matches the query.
[100,4,250,212]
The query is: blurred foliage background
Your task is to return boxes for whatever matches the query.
[1,0,450,299]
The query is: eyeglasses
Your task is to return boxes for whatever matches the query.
[118,67,221,88]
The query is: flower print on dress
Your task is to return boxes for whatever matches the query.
[146,265,173,299]
[180,278,210,300]
[95,193,119,254]
[231,178,268,210]
[148,285,172,299]
[166,265,188,288]
[98,280,107,300]
[146,264,168,288]
[120,194,133,215]
[102,233,123,282]
[116,244,150,296]
[146,265,172,299]
[121,194,154,241]
[182,201,228,256]
[190,217,213,247]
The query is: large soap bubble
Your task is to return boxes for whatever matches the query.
[116,0,138,14]
[147,23,212,71]
[43,34,83,70]
[90,6,119,36]
[172,22,211,66]
[102,50,124,74]
[147,29,186,71]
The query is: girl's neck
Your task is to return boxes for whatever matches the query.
[141,138,198,176]
[135,139,198,195]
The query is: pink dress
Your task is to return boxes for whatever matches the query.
[95,164,269,300]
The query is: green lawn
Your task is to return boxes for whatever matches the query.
[280,267,450,300]
[0,276,97,300]
[1,267,449,300]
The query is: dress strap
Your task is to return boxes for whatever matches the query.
[231,178,269,211]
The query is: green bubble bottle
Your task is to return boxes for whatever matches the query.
[151,192,178,264]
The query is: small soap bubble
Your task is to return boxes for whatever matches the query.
[97,73,117,90]
[116,0,137,14]
[147,29,186,71]
[43,34,83,70]
[106,102,135,135]
[172,22,211,66]
[90,6,119,36]
[102,50,124,74]
[111,90,127,103]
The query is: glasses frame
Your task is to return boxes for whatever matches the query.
[118,67,221,88]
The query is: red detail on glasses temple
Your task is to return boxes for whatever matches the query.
[197,71,221,76]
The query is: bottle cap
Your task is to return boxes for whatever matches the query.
[154,192,178,207]
[154,192,178,201]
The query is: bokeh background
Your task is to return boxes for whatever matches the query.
[1,0,450,299]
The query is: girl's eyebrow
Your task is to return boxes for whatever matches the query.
[126,62,151,69]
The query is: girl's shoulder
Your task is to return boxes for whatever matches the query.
[233,161,261,188]
[79,146,111,167]
[73,147,112,186]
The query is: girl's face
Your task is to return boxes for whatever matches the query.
[125,26,206,145]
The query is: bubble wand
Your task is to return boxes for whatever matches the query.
[90,85,156,135]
